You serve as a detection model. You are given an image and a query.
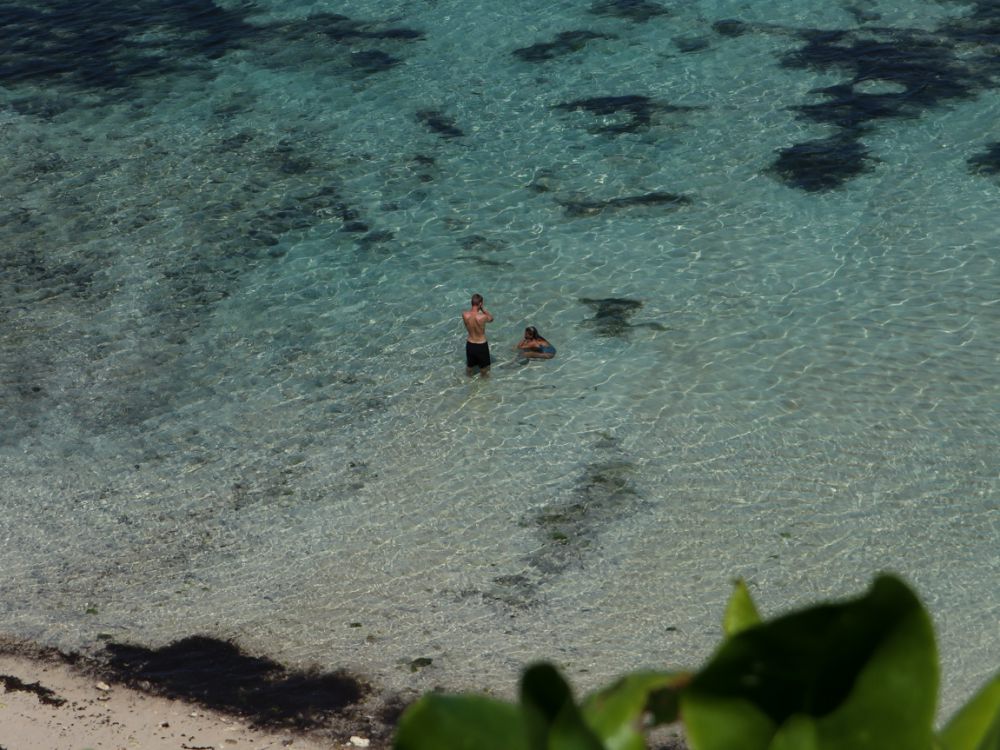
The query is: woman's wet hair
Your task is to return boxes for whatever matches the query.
[525,326,539,338]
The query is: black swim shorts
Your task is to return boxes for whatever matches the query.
[466,341,491,369]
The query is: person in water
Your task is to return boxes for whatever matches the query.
[516,326,556,359]
[462,293,494,377]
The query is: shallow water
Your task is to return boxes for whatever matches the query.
[1,0,998,716]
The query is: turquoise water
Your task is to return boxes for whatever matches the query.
[1,0,998,714]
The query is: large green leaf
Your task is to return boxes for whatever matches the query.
[681,575,938,750]
[940,670,1000,750]
[768,714,820,750]
[581,670,689,750]
[681,693,776,750]
[810,580,938,749]
[723,579,761,638]
[520,663,606,750]
[394,693,528,750]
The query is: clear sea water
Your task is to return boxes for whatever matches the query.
[1,0,998,717]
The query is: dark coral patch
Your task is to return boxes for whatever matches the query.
[674,36,711,53]
[579,297,644,337]
[460,235,508,253]
[555,94,654,134]
[404,153,434,180]
[559,191,690,218]
[712,19,749,37]
[530,461,638,568]
[101,636,366,729]
[782,32,985,117]
[772,27,984,190]
[554,94,695,135]
[939,0,1000,47]
[770,135,875,192]
[9,95,72,119]
[457,233,511,267]
[356,230,395,249]
[751,22,991,190]
[512,30,613,62]
[479,439,643,608]
[844,4,881,24]
[250,183,356,240]
[0,1,423,94]
[0,1,252,90]
[589,0,670,23]
[264,143,314,175]
[794,83,909,130]
[0,240,99,302]
[298,15,424,43]
[968,142,1000,175]
[349,49,401,73]
[456,255,512,268]
[526,448,641,584]
[707,5,1000,191]
[415,109,464,139]
[217,131,255,152]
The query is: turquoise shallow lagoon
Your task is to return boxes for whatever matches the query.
[1,0,997,714]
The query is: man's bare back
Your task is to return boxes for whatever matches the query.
[463,293,494,376]
[462,309,490,342]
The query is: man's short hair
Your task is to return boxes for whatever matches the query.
[471,293,483,306]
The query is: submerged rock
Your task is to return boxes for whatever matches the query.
[513,30,613,62]
[589,0,670,23]
[415,109,464,139]
[674,36,711,53]
[712,19,749,37]
[554,94,696,135]
[559,191,691,217]
[770,135,875,192]
[408,657,433,672]
[968,142,1000,175]
[579,297,645,337]
[349,49,401,73]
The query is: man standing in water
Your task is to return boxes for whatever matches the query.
[462,293,494,377]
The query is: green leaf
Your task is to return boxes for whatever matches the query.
[681,693,776,750]
[394,693,528,750]
[681,574,938,750]
[813,579,938,749]
[520,663,606,750]
[724,579,761,637]
[939,670,1000,750]
[768,714,820,750]
[581,671,689,750]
